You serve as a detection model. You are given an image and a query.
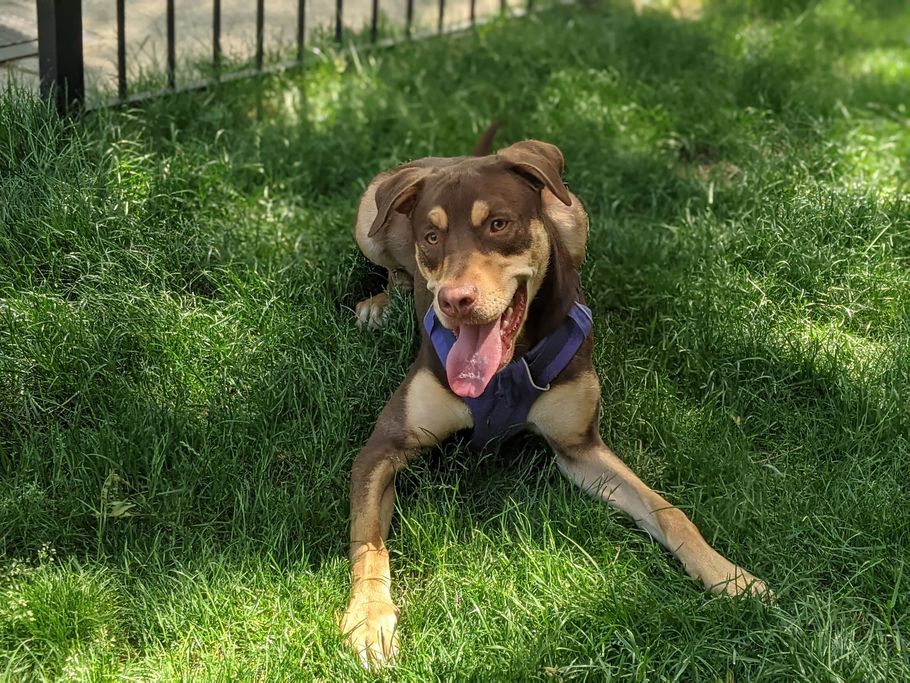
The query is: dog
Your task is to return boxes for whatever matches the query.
[341,130,769,666]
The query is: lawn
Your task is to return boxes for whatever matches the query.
[2,0,909,679]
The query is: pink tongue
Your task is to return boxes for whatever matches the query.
[446,319,503,398]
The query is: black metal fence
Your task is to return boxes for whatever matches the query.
[36,0,550,113]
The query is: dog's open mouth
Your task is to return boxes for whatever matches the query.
[446,284,528,398]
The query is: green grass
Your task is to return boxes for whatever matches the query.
[2,0,910,679]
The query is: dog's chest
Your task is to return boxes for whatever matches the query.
[423,302,593,451]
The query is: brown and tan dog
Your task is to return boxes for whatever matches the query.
[342,133,769,666]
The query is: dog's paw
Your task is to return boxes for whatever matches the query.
[355,292,391,330]
[340,597,400,668]
[701,557,772,601]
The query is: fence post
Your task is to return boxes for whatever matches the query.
[36,0,85,114]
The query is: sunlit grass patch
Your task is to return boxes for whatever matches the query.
[845,46,910,84]
[0,549,125,679]
[298,52,388,133]
[536,68,675,156]
[825,115,910,194]
[769,315,891,383]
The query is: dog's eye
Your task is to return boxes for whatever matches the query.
[426,232,439,245]
[490,218,508,232]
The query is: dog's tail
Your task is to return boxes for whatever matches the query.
[473,121,503,156]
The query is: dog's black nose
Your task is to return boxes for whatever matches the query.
[438,285,478,318]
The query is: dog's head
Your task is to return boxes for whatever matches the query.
[369,140,573,398]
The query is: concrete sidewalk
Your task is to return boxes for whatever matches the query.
[0,0,39,91]
[1,0,511,103]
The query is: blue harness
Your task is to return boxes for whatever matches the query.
[423,302,593,450]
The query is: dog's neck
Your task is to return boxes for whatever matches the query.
[519,219,583,352]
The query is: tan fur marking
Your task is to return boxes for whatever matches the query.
[415,244,442,293]
[428,206,448,230]
[355,176,387,266]
[528,371,600,445]
[542,189,588,268]
[404,369,473,447]
[471,200,490,227]
[526,218,551,302]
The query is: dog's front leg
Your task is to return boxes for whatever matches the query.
[354,268,413,330]
[528,371,770,598]
[341,366,472,667]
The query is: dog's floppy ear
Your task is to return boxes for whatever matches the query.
[368,166,429,237]
[498,140,571,206]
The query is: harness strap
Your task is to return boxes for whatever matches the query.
[523,303,593,388]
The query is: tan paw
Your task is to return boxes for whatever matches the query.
[355,292,391,330]
[701,557,772,600]
[340,597,400,668]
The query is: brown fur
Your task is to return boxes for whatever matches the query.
[342,133,769,668]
